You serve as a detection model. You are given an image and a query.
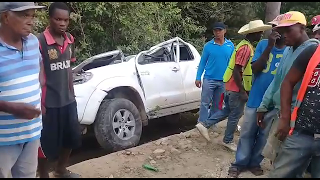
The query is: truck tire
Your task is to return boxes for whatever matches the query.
[94,98,142,152]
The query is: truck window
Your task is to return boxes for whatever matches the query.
[173,45,194,61]
[139,47,174,64]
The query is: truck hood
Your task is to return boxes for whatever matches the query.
[73,56,136,87]
[73,50,125,73]
[72,49,138,86]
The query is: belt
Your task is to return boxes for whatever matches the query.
[296,129,320,139]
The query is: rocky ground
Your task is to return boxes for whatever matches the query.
[67,115,272,178]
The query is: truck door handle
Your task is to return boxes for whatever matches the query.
[172,67,179,72]
[140,71,150,75]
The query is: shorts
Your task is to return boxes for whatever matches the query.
[38,101,82,161]
[0,139,40,178]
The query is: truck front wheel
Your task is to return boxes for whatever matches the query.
[94,98,142,152]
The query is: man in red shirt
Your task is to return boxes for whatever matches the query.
[196,20,271,152]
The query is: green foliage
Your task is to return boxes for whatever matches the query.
[281,2,320,25]
[34,2,319,62]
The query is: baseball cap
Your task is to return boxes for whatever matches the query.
[313,24,320,33]
[0,2,45,13]
[275,11,307,28]
[268,14,284,26]
[311,15,320,26]
[212,22,226,30]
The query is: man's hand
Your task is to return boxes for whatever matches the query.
[195,80,202,88]
[268,30,281,47]
[239,89,248,102]
[257,112,266,128]
[275,117,291,141]
[9,103,41,120]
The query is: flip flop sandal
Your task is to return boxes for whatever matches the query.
[54,170,81,178]
[248,167,264,176]
[228,166,242,178]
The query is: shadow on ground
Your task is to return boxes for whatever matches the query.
[68,112,198,167]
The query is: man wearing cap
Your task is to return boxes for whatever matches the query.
[197,20,271,151]
[195,22,234,141]
[248,11,320,178]
[0,2,45,178]
[296,15,320,176]
[260,11,319,165]
[311,15,320,40]
[278,25,320,179]
[268,12,320,178]
[227,16,286,178]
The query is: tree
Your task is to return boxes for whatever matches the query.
[264,2,281,37]
[33,2,317,63]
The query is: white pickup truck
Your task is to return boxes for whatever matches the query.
[73,37,201,151]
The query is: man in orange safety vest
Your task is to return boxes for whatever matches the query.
[274,32,320,178]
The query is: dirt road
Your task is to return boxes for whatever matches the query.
[67,114,271,178]
[67,113,198,166]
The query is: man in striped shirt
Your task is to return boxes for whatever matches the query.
[0,2,44,178]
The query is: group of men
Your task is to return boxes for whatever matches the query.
[196,10,320,178]
[1,1,320,179]
[0,2,81,178]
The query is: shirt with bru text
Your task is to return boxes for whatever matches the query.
[38,28,76,108]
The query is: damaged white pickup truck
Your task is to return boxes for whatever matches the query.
[73,37,201,151]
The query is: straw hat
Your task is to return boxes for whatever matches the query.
[238,20,272,35]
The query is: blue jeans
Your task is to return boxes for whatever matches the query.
[269,130,320,178]
[198,79,225,124]
[202,90,246,143]
[0,139,40,178]
[232,107,277,169]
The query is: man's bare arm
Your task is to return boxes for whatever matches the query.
[252,31,280,74]
[68,68,74,96]
[39,60,45,88]
[251,45,273,74]
[233,65,245,92]
[0,101,14,112]
[276,44,318,141]
[280,67,304,121]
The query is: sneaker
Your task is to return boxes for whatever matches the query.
[221,141,237,152]
[195,123,211,141]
